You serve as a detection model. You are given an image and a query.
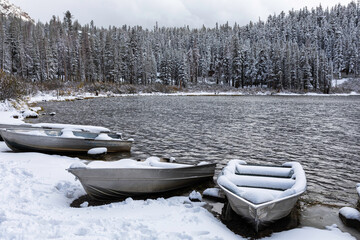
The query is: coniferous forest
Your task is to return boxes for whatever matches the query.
[1,2,360,95]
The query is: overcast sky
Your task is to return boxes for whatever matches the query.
[11,0,353,29]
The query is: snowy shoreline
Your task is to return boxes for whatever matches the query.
[0,94,358,239]
[26,89,360,104]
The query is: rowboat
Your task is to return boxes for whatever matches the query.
[0,123,110,141]
[68,157,216,199]
[217,160,306,231]
[1,128,133,153]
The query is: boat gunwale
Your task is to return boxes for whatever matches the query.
[1,128,133,143]
[68,173,214,182]
[67,163,217,172]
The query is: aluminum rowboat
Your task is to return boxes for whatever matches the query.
[1,128,132,153]
[68,159,216,199]
[0,123,110,141]
[217,160,306,231]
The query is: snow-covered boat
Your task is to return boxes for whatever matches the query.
[217,160,306,231]
[0,123,110,141]
[1,128,133,153]
[67,157,216,199]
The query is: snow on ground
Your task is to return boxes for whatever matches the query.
[27,91,108,103]
[332,78,350,87]
[0,100,25,125]
[275,91,359,96]
[262,225,355,240]
[0,100,110,133]
[25,88,360,104]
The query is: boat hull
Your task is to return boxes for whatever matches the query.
[1,129,132,153]
[68,163,216,199]
[220,184,302,230]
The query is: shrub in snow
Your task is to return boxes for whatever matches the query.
[0,70,25,100]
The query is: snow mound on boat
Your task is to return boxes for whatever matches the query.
[94,133,113,140]
[31,123,110,133]
[218,160,306,204]
[18,130,48,136]
[69,162,87,169]
[61,129,85,139]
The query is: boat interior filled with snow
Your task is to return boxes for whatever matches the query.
[0,123,111,141]
[217,160,306,231]
[68,157,216,200]
[0,128,133,153]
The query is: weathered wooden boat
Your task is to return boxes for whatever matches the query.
[67,157,216,199]
[1,128,133,153]
[217,160,306,231]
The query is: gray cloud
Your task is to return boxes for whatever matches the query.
[12,0,353,29]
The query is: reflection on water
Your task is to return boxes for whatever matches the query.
[29,95,360,206]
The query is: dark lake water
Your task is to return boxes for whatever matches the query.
[29,95,360,206]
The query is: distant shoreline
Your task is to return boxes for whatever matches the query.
[26,89,360,104]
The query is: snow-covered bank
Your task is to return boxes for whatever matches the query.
[26,89,360,104]
[0,100,26,125]
[0,100,111,133]
[275,91,359,96]
[0,142,356,240]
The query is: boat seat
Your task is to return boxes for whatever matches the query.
[236,165,293,178]
[227,174,295,190]
[236,186,284,204]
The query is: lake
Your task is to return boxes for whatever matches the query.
[29,95,360,206]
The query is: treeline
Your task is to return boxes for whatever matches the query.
[0,2,359,93]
